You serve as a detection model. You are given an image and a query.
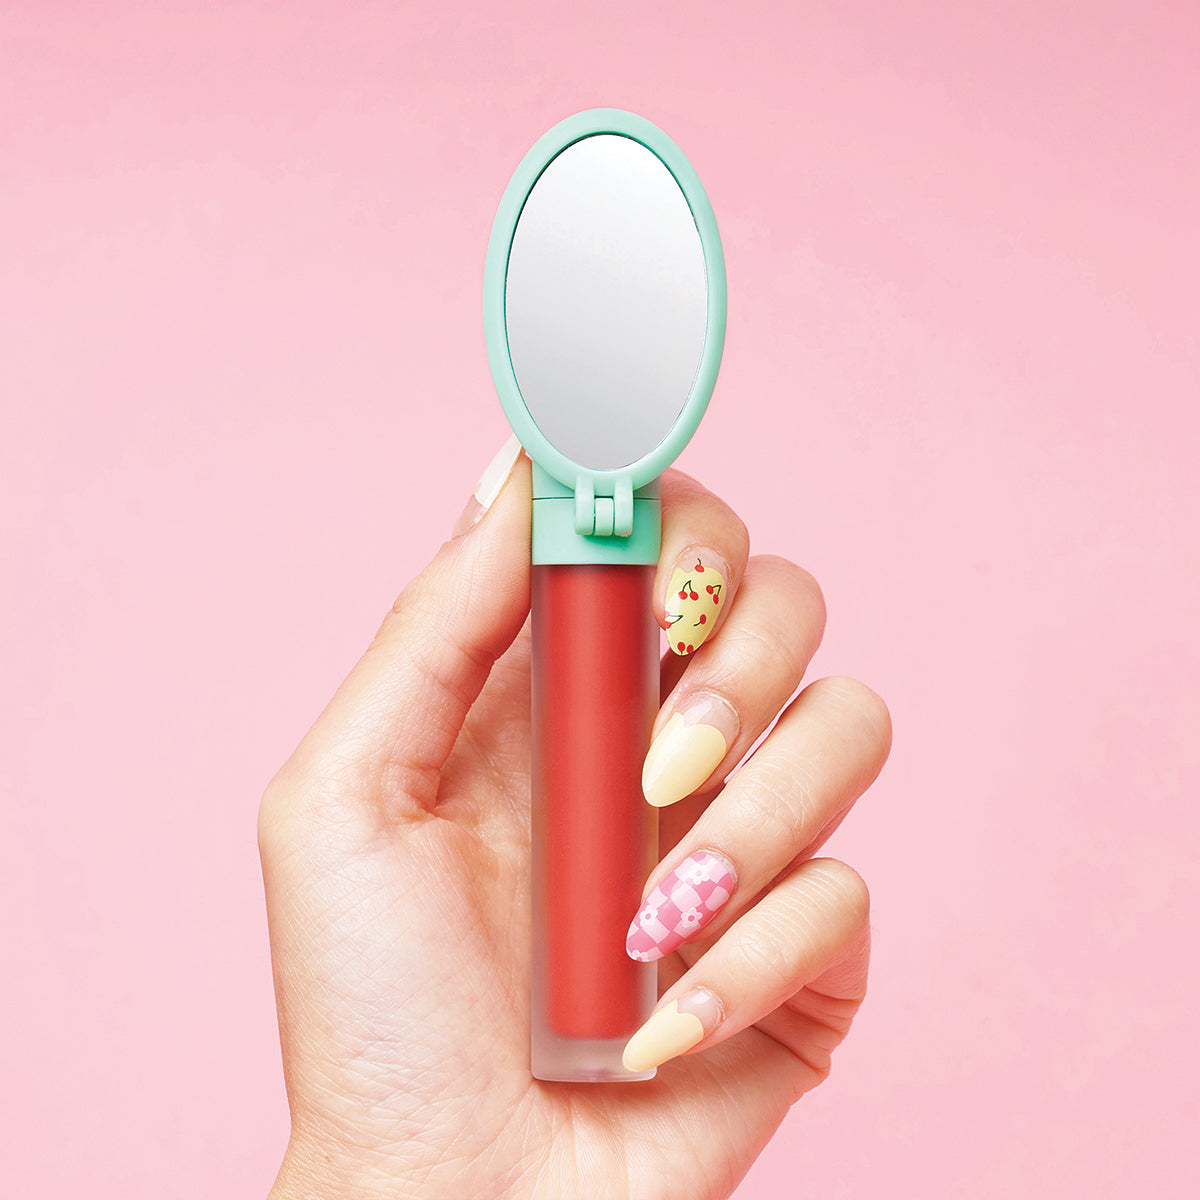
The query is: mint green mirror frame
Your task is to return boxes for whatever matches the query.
[483,109,727,566]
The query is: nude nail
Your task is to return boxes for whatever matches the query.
[453,435,523,535]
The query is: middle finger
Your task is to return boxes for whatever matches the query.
[644,553,827,811]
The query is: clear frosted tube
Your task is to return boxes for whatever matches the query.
[530,562,659,1081]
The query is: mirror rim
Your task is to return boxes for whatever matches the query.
[483,108,726,493]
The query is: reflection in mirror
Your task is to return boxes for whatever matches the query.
[505,134,707,472]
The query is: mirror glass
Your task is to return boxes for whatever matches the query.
[505,134,708,471]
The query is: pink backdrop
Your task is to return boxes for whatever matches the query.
[3,3,1197,1196]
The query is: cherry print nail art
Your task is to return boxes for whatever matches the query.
[664,556,727,655]
[626,850,736,962]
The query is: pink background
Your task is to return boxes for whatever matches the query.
[2,3,1197,1196]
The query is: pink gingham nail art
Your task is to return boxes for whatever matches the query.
[626,851,736,962]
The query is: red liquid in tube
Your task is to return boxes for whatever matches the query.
[530,563,659,1076]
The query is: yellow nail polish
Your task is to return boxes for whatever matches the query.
[664,555,726,655]
[622,999,706,1073]
[642,712,728,808]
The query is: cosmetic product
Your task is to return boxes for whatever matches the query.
[484,109,726,1081]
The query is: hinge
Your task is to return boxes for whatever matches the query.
[574,474,635,537]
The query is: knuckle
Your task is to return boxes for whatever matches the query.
[752,553,823,603]
[810,676,893,756]
[376,536,472,644]
[743,764,814,852]
[736,557,826,678]
[732,914,796,989]
[379,573,422,636]
[749,553,825,613]
[728,510,751,561]
[715,616,804,699]
[380,567,445,639]
[714,621,778,676]
[805,858,871,929]
[793,566,827,632]
[257,752,360,865]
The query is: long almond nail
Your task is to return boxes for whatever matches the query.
[642,693,737,808]
[626,850,736,962]
[664,552,727,655]
[453,435,522,535]
[622,987,724,1072]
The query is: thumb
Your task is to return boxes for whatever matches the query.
[286,437,531,815]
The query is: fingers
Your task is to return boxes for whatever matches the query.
[644,555,827,811]
[622,857,870,1078]
[646,469,826,816]
[267,439,531,819]
[631,676,891,955]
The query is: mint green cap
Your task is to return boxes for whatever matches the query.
[483,108,726,565]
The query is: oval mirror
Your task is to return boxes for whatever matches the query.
[504,134,707,471]
[485,110,725,491]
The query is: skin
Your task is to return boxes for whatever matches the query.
[259,458,892,1200]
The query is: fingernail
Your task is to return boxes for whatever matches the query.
[453,435,522,535]
[622,987,725,1073]
[664,552,727,655]
[642,693,738,808]
[626,850,736,962]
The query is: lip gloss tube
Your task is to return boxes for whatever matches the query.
[482,108,727,1082]
[530,563,659,1080]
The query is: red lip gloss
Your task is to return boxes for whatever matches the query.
[530,564,659,1070]
[482,109,726,1081]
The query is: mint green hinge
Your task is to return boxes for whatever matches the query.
[530,464,660,565]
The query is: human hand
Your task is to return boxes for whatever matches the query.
[259,442,891,1200]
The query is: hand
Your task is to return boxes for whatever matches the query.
[259,444,891,1200]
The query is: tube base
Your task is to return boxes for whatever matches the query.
[532,1028,655,1083]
